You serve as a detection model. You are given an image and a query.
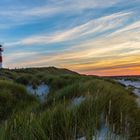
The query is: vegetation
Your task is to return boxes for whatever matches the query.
[0,80,38,121]
[0,67,140,139]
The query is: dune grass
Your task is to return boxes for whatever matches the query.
[0,80,38,121]
[0,68,140,139]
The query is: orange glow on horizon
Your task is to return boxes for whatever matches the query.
[78,66,140,76]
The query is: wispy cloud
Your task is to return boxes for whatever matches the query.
[5,25,140,70]
[0,0,119,17]
[0,0,120,29]
[1,0,140,75]
[6,11,132,47]
[5,15,140,75]
[109,20,140,37]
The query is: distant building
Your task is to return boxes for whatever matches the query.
[0,44,3,68]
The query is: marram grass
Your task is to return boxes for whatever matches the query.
[0,68,140,139]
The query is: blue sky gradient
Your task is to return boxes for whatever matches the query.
[1,0,140,75]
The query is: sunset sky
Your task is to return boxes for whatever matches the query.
[0,0,140,76]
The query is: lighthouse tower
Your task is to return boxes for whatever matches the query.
[0,44,3,69]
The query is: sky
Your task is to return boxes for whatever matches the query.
[0,0,140,76]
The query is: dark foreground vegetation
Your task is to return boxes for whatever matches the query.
[0,67,140,140]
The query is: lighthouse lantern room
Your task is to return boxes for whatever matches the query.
[0,44,3,69]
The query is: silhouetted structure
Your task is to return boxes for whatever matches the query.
[0,44,3,68]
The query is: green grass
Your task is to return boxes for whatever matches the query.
[0,80,38,121]
[0,67,140,139]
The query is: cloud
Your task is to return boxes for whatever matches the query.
[2,0,140,75]
[0,0,120,28]
[4,51,39,62]
[5,30,140,71]
[6,11,132,47]
[5,15,140,75]
[0,0,119,17]
[108,20,140,37]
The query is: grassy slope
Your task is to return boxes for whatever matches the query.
[0,67,140,139]
[0,80,38,121]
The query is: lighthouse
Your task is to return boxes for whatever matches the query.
[0,44,3,68]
